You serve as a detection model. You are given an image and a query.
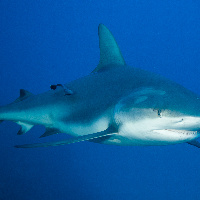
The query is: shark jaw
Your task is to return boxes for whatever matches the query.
[114,117,200,146]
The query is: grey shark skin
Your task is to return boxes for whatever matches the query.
[1,24,200,148]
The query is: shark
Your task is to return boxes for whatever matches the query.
[1,24,200,148]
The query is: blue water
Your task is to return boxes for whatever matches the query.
[1,1,200,199]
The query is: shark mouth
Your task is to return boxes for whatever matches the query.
[165,129,199,135]
[152,129,199,143]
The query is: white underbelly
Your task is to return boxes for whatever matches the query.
[99,129,199,146]
[54,116,110,137]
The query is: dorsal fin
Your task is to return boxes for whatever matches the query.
[92,24,126,73]
[20,89,33,98]
[13,89,33,103]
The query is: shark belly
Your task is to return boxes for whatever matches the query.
[54,116,111,137]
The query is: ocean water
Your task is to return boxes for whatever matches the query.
[1,1,200,199]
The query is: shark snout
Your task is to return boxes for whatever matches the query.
[172,116,200,131]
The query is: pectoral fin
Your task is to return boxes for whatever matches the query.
[39,128,58,138]
[187,140,200,148]
[15,126,117,148]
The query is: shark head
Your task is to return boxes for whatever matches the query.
[114,86,200,145]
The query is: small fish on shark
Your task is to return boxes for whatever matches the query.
[1,24,200,148]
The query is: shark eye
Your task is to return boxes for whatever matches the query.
[158,110,162,117]
[153,109,162,118]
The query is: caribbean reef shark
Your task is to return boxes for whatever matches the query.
[1,24,200,148]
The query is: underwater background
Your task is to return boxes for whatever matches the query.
[1,0,200,199]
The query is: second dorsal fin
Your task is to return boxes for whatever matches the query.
[13,89,33,103]
[92,24,126,73]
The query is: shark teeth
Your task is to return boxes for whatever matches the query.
[165,129,198,135]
